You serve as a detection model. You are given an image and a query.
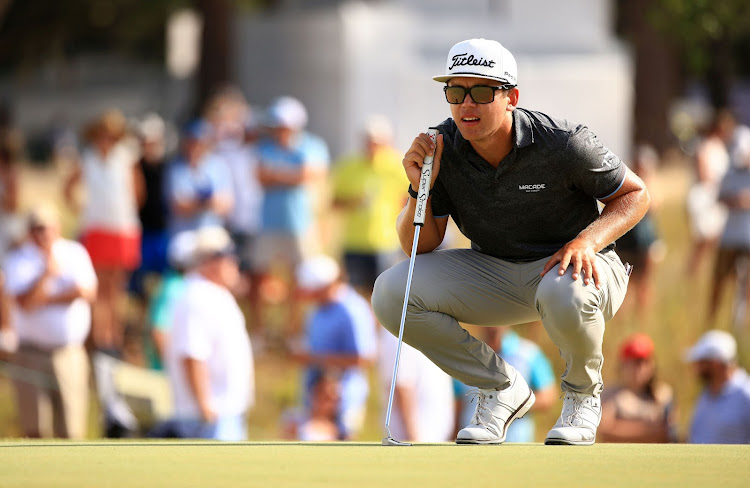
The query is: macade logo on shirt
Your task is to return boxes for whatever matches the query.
[519,183,546,193]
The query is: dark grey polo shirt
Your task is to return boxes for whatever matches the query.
[431,108,626,262]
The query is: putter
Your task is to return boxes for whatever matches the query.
[382,127,439,447]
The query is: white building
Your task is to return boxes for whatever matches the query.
[235,0,633,160]
[2,0,632,163]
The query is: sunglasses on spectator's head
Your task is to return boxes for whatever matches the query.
[443,84,515,104]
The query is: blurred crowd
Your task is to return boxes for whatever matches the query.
[0,86,748,444]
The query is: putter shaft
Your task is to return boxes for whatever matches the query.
[383,225,421,439]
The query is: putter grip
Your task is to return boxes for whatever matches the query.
[414,128,439,226]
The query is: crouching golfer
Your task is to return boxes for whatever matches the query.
[372,38,649,445]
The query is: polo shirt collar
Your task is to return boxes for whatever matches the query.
[513,109,535,148]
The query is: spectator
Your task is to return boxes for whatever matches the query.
[332,115,408,299]
[599,333,676,443]
[0,141,23,261]
[3,205,97,438]
[0,142,23,360]
[64,109,144,355]
[130,113,171,298]
[204,87,264,334]
[165,226,254,441]
[707,123,750,327]
[165,119,233,235]
[93,232,196,438]
[291,255,376,438]
[377,326,455,442]
[687,330,750,444]
[144,230,196,371]
[0,273,17,360]
[282,370,347,441]
[616,145,664,325]
[686,110,734,277]
[254,96,330,339]
[454,327,557,442]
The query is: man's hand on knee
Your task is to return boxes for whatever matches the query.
[541,237,601,289]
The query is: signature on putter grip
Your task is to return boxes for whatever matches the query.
[415,168,431,218]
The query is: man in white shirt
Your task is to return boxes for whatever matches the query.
[3,205,97,438]
[165,226,254,441]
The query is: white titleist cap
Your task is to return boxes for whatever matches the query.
[686,330,737,363]
[433,38,517,85]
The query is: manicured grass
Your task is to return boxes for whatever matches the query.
[1,441,748,488]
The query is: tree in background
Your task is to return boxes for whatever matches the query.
[0,0,272,115]
[650,0,750,110]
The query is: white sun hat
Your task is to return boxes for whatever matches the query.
[265,96,308,130]
[296,255,341,291]
[192,226,235,263]
[433,38,517,85]
[167,230,197,269]
[686,330,737,364]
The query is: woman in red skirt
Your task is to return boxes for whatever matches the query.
[65,109,144,355]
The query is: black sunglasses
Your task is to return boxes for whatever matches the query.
[443,84,515,104]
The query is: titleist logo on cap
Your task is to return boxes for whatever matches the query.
[449,53,496,71]
[433,39,517,84]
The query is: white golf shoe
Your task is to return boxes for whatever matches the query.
[456,370,535,444]
[544,391,601,445]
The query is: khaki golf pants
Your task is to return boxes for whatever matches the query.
[372,248,629,396]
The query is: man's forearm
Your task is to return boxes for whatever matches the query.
[396,197,445,255]
[183,357,213,419]
[46,285,96,306]
[16,273,53,310]
[578,187,650,252]
[258,167,305,186]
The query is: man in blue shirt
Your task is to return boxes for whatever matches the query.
[166,120,234,234]
[688,330,750,444]
[292,255,376,438]
[253,97,330,341]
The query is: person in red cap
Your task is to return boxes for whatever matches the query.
[598,333,676,442]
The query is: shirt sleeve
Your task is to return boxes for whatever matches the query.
[301,135,330,170]
[170,298,212,361]
[148,277,182,332]
[166,162,193,203]
[2,252,40,296]
[565,126,626,200]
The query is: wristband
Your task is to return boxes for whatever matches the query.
[408,184,433,199]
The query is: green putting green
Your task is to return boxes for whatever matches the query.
[1,441,748,487]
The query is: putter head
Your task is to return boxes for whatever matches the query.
[382,436,412,446]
